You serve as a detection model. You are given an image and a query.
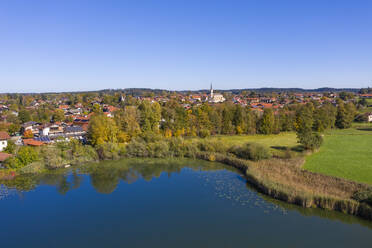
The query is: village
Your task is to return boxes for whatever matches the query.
[0,86,372,166]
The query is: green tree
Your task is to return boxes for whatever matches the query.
[115,106,141,138]
[221,106,234,134]
[8,123,21,135]
[52,109,65,122]
[18,109,31,123]
[88,114,119,146]
[335,102,356,129]
[17,146,39,165]
[258,108,275,134]
[4,140,16,154]
[295,104,322,150]
[138,101,161,133]
[313,103,337,132]
[92,103,102,113]
[5,146,40,169]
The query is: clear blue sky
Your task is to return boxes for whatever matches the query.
[1,0,372,92]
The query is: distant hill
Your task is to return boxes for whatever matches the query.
[0,87,362,95]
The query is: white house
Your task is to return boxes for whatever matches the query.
[0,131,10,152]
[367,113,372,122]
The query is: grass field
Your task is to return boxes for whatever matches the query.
[304,123,372,184]
[204,132,298,149]
[194,127,372,185]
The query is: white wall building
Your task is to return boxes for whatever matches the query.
[0,131,10,152]
[368,114,372,122]
[208,84,226,103]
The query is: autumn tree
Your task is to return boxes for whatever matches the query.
[138,101,161,133]
[88,114,119,146]
[52,109,65,122]
[115,106,141,139]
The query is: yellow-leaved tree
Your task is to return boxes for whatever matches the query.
[88,114,119,146]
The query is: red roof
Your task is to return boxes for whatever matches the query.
[59,105,69,109]
[0,152,12,162]
[106,106,119,112]
[23,139,44,146]
[0,131,10,140]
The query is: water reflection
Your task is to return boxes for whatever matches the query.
[1,158,372,229]
[0,158,232,194]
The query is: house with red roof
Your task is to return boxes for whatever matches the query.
[23,139,44,147]
[0,131,10,152]
[0,152,12,167]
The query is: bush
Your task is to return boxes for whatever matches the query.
[168,137,185,157]
[230,142,271,161]
[4,140,16,154]
[4,156,23,169]
[183,142,199,158]
[297,131,323,150]
[147,140,170,158]
[96,142,126,160]
[140,132,163,143]
[125,138,149,157]
[40,146,65,169]
[199,129,210,138]
[16,146,39,166]
[168,138,199,158]
[197,140,228,154]
[208,153,216,161]
[70,140,99,163]
[18,161,45,174]
[352,188,372,206]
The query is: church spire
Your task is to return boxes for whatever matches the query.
[210,83,214,98]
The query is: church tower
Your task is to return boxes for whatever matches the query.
[210,83,214,98]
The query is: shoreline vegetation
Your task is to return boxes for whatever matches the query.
[0,95,371,221]
[1,131,372,221]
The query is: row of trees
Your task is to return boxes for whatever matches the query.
[88,100,357,149]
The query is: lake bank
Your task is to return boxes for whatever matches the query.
[194,152,372,221]
[1,158,372,248]
[2,129,372,222]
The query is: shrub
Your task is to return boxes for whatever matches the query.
[197,140,228,154]
[69,139,99,163]
[183,142,199,158]
[18,161,45,174]
[208,153,216,161]
[96,142,125,160]
[125,138,149,157]
[4,156,23,169]
[147,140,170,158]
[16,146,39,166]
[352,188,372,206]
[168,137,185,157]
[230,142,271,161]
[4,140,16,154]
[199,129,210,138]
[40,146,64,169]
[297,131,323,150]
[140,131,163,143]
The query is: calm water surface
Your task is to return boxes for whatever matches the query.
[0,158,371,248]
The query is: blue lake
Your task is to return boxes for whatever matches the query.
[0,158,371,247]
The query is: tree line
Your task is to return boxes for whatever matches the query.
[89,99,357,150]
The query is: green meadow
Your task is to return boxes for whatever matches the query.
[304,124,372,184]
[203,126,372,185]
[204,132,298,150]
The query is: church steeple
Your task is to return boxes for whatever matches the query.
[210,83,214,98]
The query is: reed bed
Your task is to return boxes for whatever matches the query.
[195,151,372,221]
